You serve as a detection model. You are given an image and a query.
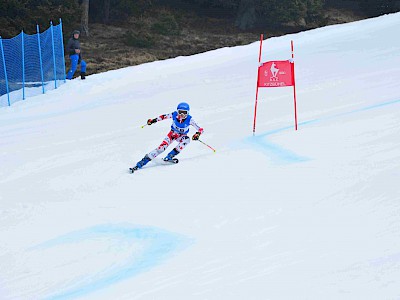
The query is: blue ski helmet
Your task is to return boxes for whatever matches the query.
[177,102,190,112]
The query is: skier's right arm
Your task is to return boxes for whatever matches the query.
[147,118,157,125]
[147,113,172,125]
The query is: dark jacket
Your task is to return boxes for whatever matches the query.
[66,36,81,56]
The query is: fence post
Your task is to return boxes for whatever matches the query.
[59,18,67,82]
[50,21,57,89]
[0,36,10,106]
[21,31,25,100]
[36,24,45,94]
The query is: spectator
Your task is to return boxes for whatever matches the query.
[66,30,87,80]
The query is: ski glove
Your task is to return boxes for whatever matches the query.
[192,132,201,140]
[147,118,157,125]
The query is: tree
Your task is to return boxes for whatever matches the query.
[235,0,257,30]
[81,0,90,36]
[358,0,400,17]
[103,0,110,24]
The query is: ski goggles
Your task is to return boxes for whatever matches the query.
[178,109,188,116]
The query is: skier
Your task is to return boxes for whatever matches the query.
[66,30,87,80]
[130,102,203,173]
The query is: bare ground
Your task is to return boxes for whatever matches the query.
[74,8,364,76]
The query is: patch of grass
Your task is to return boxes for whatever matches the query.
[123,31,155,48]
[151,14,180,35]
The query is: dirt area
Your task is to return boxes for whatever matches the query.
[77,25,258,75]
[75,8,364,76]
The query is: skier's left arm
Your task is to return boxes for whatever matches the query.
[190,119,204,140]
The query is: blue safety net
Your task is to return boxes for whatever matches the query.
[0,21,66,107]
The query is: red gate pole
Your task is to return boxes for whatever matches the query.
[253,34,263,136]
[291,40,298,131]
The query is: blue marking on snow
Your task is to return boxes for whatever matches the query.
[324,98,400,121]
[246,98,400,163]
[243,134,309,164]
[300,98,400,126]
[30,224,193,300]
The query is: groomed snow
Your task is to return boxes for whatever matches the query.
[1,12,400,300]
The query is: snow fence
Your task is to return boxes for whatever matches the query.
[0,19,66,107]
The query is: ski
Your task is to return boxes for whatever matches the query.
[129,158,178,174]
[163,158,179,164]
[129,166,139,173]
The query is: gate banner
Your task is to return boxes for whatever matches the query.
[252,35,298,134]
[258,60,294,88]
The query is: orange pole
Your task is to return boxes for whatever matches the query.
[291,40,298,131]
[253,34,263,136]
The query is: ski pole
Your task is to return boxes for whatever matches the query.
[198,139,216,153]
[141,124,148,128]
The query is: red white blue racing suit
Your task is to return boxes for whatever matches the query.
[147,111,204,159]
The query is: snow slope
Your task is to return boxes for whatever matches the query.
[1,13,400,300]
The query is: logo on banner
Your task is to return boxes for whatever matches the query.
[263,63,281,81]
[269,62,279,81]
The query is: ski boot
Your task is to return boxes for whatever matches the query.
[163,148,179,164]
[130,154,151,173]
